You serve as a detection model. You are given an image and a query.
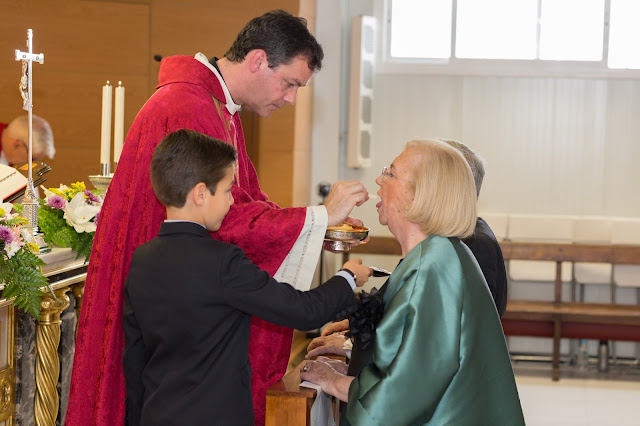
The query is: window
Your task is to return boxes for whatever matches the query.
[383,0,640,76]
[608,0,640,69]
[538,0,604,61]
[390,0,452,59]
[456,0,538,60]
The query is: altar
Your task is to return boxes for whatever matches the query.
[0,247,86,426]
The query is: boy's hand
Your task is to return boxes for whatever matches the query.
[321,319,349,336]
[306,334,348,359]
[342,258,372,287]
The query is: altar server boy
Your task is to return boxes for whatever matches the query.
[122,129,370,426]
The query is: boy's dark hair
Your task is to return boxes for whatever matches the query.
[224,9,324,72]
[151,129,238,208]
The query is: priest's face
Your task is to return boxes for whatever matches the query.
[203,164,235,231]
[375,148,418,236]
[249,56,314,117]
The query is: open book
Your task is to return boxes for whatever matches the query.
[0,162,51,203]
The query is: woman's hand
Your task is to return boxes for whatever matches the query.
[300,357,354,402]
[317,356,349,375]
[306,334,348,359]
[321,319,349,336]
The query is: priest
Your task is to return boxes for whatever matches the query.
[67,9,368,426]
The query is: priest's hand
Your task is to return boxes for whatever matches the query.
[324,181,369,227]
[306,334,348,359]
[321,319,349,336]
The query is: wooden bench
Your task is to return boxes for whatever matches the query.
[343,237,640,380]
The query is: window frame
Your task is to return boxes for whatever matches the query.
[376,0,640,79]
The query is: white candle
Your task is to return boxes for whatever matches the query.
[113,81,125,163]
[100,81,113,164]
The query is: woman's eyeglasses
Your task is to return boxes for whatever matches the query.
[381,166,412,183]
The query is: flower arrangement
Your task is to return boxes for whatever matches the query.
[38,182,102,260]
[0,202,48,319]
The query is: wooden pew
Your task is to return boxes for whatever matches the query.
[265,361,315,426]
[500,241,640,379]
[342,236,640,380]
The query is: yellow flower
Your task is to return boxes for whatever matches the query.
[70,182,86,191]
[25,243,39,254]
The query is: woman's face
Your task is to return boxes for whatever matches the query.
[375,147,419,235]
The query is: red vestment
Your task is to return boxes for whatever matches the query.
[66,56,306,425]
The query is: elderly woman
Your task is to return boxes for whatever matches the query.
[301,140,524,425]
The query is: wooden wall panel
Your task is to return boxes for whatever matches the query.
[0,0,150,188]
[151,0,308,208]
[1,0,314,209]
[150,0,300,93]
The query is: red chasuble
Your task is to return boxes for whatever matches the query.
[66,56,306,426]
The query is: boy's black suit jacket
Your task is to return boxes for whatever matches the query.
[123,221,356,426]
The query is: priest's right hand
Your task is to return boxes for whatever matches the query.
[324,180,369,227]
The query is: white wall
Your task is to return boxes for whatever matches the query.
[312,1,640,240]
[311,1,640,357]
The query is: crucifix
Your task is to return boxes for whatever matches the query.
[15,29,49,253]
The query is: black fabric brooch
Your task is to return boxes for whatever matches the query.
[345,287,385,350]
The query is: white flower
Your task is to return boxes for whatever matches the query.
[63,192,100,233]
[40,185,57,201]
[5,240,21,258]
[0,202,14,220]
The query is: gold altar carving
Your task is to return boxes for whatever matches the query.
[34,288,70,426]
[0,365,15,423]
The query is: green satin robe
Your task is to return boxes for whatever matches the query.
[344,236,525,426]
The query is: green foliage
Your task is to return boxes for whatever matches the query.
[0,247,46,320]
[38,205,95,261]
[2,183,101,319]
[75,232,94,260]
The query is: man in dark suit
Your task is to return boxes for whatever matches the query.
[122,129,372,425]
[446,140,507,317]
[462,217,507,317]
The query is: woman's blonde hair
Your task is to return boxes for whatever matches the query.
[404,139,477,238]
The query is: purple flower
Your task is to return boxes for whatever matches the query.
[47,195,66,210]
[0,225,13,243]
[84,189,101,205]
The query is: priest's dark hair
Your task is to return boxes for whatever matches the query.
[224,9,324,72]
[150,129,237,208]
